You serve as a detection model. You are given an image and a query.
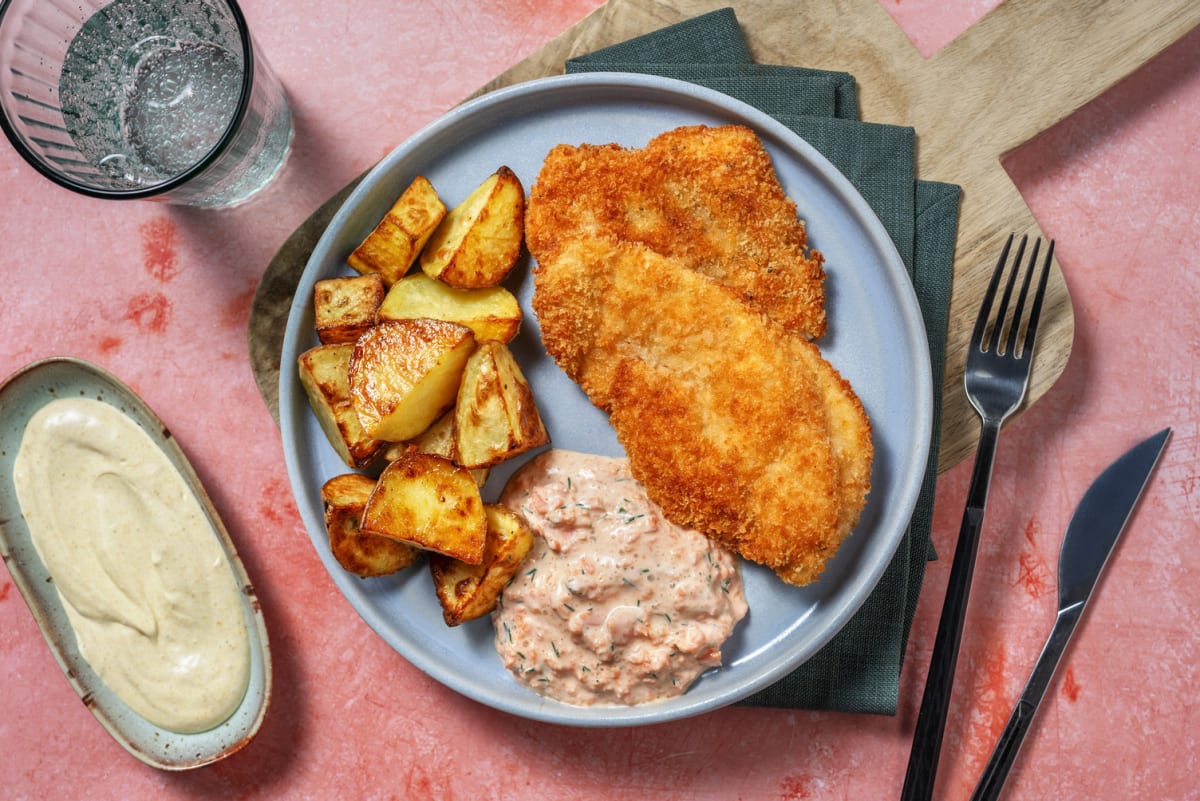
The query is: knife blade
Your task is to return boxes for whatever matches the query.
[969,427,1171,801]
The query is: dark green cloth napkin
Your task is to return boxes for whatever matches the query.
[568,8,959,714]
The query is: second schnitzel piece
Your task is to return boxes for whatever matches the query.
[532,237,871,586]
[526,124,827,340]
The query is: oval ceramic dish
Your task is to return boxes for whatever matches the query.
[0,357,271,770]
[279,73,933,726]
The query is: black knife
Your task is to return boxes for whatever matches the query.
[969,427,1171,801]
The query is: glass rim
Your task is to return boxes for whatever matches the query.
[0,0,258,200]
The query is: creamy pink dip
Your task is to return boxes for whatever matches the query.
[493,450,747,706]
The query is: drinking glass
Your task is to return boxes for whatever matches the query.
[0,0,293,208]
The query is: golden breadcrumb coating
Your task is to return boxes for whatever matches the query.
[526,124,827,340]
[531,237,871,586]
[526,124,871,586]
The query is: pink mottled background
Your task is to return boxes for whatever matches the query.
[2,2,1197,799]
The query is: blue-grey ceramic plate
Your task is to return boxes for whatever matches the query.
[0,357,272,769]
[279,73,931,726]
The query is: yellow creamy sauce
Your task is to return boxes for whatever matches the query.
[494,450,748,706]
[13,398,250,734]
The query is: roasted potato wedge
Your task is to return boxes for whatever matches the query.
[321,473,421,577]
[298,343,383,468]
[382,411,489,488]
[349,319,476,442]
[430,504,534,626]
[419,166,524,289]
[377,272,522,343]
[348,175,446,286]
[313,273,384,344]
[454,340,549,469]
[361,452,486,564]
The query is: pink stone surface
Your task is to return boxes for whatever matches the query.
[1,2,1197,799]
[879,0,1005,58]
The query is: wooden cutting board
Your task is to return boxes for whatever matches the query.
[251,0,1199,473]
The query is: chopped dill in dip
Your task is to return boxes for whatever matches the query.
[493,450,747,706]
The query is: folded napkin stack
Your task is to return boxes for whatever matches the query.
[567,8,960,714]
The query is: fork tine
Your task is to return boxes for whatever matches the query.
[1019,239,1054,359]
[987,235,1028,353]
[1003,238,1041,357]
[971,233,1015,351]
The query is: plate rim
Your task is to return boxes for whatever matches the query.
[279,71,933,725]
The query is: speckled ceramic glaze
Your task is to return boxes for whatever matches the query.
[0,358,271,770]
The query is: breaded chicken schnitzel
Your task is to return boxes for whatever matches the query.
[526,124,827,340]
[526,124,872,586]
[531,238,871,586]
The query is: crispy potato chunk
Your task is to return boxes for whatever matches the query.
[377,272,522,343]
[313,273,384,344]
[321,473,420,577]
[419,167,525,289]
[430,504,533,626]
[348,319,476,442]
[361,452,487,563]
[382,411,489,488]
[298,343,383,468]
[348,175,446,286]
[454,340,549,469]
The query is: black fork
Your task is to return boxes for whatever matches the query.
[901,233,1055,801]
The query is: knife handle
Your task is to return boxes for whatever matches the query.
[901,419,1002,801]
[970,604,1084,801]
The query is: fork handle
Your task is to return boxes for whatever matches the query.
[901,418,1003,801]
